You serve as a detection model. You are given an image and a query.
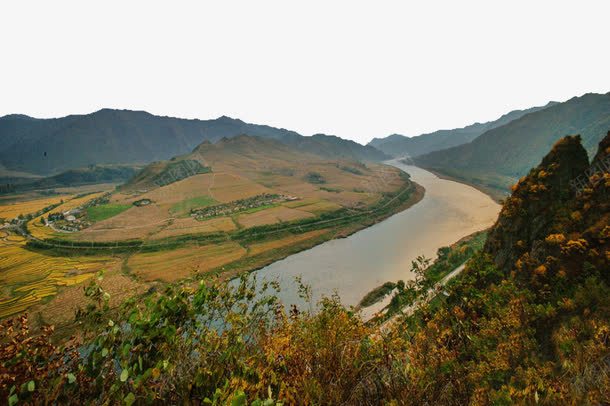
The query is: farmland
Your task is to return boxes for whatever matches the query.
[86,203,132,222]
[0,236,118,319]
[0,136,421,324]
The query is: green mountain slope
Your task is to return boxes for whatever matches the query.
[0,109,388,175]
[0,165,141,194]
[414,92,610,195]
[369,102,556,157]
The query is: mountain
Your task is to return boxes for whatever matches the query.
[6,133,608,405]
[369,102,556,157]
[0,165,141,194]
[279,133,388,162]
[402,132,610,404]
[414,92,610,196]
[121,134,319,192]
[0,109,388,175]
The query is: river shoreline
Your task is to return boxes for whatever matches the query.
[250,162,501,311]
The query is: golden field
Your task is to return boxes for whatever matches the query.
[0,237,118,318]
[0,195,65,221]
[0,136,410,323]
[127,242,247,282]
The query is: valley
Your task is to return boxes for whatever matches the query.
[0,136,417,324]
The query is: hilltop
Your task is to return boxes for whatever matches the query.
[369,102,555,157]
[415,92,610,196]
[0,110,388,175]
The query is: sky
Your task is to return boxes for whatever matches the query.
[1,1,609,144]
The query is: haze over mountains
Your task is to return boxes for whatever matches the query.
[3,92,610,203]
[368,102,557,157]
[0,109,388,175]
[414,92,610,196]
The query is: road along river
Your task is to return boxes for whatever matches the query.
[251,161,501,316]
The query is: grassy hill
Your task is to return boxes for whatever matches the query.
[0,109,388,175]
[369,102,555,157]
[415,92,610,195]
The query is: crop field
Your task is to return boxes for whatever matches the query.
[76,204,168,242]
[208,173,271,202]
[0,195,65,221]
[118,173,215,205]
[127,242,247,282]
[169,195,218,216]
[284,199,343,215]
[0,147,412,321]
[0,238,118,318]
[28,270,146,327]
[151,217,236,240]
[246,229,330,256]
[236,206,315,228]
[86,203,132,222]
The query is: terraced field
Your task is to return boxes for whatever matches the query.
[0,195,66,221]
[0,237,118,318]
[1,136,417,323]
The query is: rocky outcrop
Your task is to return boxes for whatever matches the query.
[483,135,590,272]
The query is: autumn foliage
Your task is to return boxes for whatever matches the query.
[1,132,609,405]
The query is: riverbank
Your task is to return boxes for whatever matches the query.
[212,182,425,282]
[415,166,508,203]
[249,163,501,310]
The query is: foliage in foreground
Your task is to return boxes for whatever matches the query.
[2,133,609,405]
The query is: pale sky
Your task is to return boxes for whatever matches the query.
[1,1,609,144]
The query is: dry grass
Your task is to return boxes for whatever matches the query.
[0,196,66,221]
[76,204,168,242]
[117,173,215,206]
[287,200,343,215]
[236,206,315,228]
[208,173,271,202]
[247,229,329,256]
[0,238,119,318]
[127,242,247,282]
[151,217,236,240]
[28,266,147,326]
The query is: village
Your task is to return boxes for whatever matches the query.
[191,193,298,220]
[41,193,111,232]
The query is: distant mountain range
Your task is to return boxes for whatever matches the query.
[414,92,610,197]
[368,102,556,157]
[0,165,141,194]
[0,109,388,175]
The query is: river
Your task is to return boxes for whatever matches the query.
[252,161,501,316]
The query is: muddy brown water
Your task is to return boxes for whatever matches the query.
[251,161,501,316]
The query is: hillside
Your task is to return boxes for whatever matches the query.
[369,102,556,157]
[2,132,607,404]
[0,165,140,194]
[415,92,610,195]
[0,110,388,175]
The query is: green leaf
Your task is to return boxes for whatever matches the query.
[231,390,247,406]
[8,394,18,406]
[67,373,76,384]
[120,368,129,382]
[124,392,136,406]
[102,348,109,357]
[27,380,35,392]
